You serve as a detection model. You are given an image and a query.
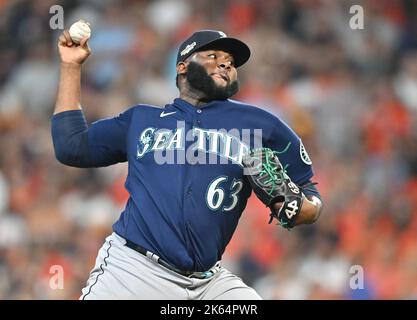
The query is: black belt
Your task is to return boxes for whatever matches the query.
[124,239,219,279]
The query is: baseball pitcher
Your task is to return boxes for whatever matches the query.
[52,29,323,299]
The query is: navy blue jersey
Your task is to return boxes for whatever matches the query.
[52,98,317,271]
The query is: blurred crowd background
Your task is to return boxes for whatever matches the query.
[1,0,417,299]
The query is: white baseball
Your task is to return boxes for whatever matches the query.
[69,20,91,44]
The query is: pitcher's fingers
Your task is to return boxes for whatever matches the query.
[62,30,73,46]
[79,36,90,48]
[58,34,67,45]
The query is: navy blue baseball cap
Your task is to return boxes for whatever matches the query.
[176,30,251,68]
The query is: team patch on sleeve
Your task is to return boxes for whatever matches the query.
[300,141,312,165]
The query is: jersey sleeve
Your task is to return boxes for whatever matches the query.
[51,107,134,168]
[265,115,314,186]
[87,108,135,165]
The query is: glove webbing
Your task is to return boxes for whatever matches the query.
[253,148,286,198]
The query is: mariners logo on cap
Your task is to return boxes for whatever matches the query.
[180,42,197,56]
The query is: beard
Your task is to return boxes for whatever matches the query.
[185,61,239,101]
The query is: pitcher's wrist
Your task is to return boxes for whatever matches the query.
[60,62,82,69]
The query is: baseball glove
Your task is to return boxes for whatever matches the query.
[242,147,304,229]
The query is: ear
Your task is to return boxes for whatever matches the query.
[176,62,187,76]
